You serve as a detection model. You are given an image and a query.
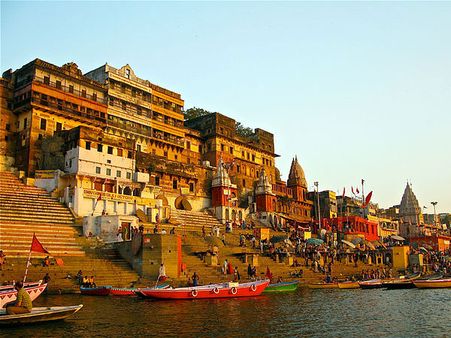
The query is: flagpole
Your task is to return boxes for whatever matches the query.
[23,235,34,283]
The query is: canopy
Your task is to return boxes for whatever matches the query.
[341,240,356,249]
[364,240,376,250]
[306,238,324,246]
[270,235,288,244]
[391,235,405,241]
[419,247,428,253]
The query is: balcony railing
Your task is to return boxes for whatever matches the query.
[34,76,107,104]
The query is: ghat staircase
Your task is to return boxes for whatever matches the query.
[168,209,371,285]
[0,171,149,292]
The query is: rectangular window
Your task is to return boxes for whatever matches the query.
[137,144,141,153]
[56,80,62,89]
[174,154,178,160]
[230,147,233,155]
[97,144,103,152]
[126,172,131,179]
[81,89,86,98]
[236,165,240,173]
[69,85,74,94]
[40,118,46,130]
[155,176,160,186]
[252,154,255,162]
[107,146,113,155]
[186,141,191,150]
[106,168,111,176]
[172,180,178,189]
[24,118,28,129]
[96,167,101,174]
[242,179,246,187]
[189,182,194,192]
[44,76,50,85]
[86,141,91,150]
[221,144,224,151]
[164,151,168,158]
[117,148,123,156]
[127,151,133,159]
[92,93,97,101]
[56,122,62,132]
[116,170,121,178]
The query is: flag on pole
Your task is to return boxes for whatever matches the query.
[342,187,345,198]
[363,191,373,208]
[356,187,360,194]
[31,233,49,254]
[351,187,355,195]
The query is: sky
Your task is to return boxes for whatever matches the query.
[1,1,450,213]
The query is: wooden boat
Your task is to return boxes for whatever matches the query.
[136,280,270,300]
[263,281,299,293]
[413,278,451,289]
[337,281,360,289]
[383,274,421,289]
[80,286,111,296]
[0,283,47,309]
[359,279,383,289]
[0,305,83,326]
[110,287,137,296]
[307,282,339,289]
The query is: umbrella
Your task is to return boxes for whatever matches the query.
[419,247,428,253]
[306,238,324,246]
[364,240,376,250]
[341,240,356,249]
[391,235,405,241]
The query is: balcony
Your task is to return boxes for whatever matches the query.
[34,76,107,104]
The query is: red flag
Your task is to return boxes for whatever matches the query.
[351,187,355,195]
[97,193,102,201]
[363,191,373,208]
[356,187,360,194]
[31,234,49,254]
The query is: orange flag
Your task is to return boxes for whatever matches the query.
[31,233,49,254]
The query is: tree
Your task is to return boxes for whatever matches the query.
[184,107,212,121]
[235,122,254,138]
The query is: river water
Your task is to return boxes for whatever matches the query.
[2,288,450,337]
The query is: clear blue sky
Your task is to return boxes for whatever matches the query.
[2,1,450,213]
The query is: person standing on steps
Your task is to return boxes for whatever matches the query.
[192,272,199,287]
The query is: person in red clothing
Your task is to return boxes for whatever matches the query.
[227,262,234,275]
[265,266,273,281]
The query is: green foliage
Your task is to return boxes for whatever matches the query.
[235,122,254,138]
[184,107,212,120]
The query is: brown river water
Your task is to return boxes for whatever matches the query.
[1,288,450,337]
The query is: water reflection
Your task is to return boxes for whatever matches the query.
[1,289,450,337]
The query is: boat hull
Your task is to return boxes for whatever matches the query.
[0,305,83,326]
[263,281,299,293]
[137,280,270,300]
[413,279,451,288]
[0,283,47,308]
[110,288,136,296]
[338,281,360,289]
[359,279,383,289]
[80,286,111,296]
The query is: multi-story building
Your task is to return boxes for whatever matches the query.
[0,71,15,170]
[185,113,277,195]
[8,59,107,174]
[85,64,185,158]
[308,190,337,220]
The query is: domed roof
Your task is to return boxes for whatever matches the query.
[287,156,307,188]
[399,183,421,216]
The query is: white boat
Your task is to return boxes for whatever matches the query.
[0,305,83,326]
[0,282,47,308]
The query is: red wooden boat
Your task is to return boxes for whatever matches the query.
[0,283,47,308]
[80,286,111,296]
[136,280,270,300]
[110,287,137,296]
